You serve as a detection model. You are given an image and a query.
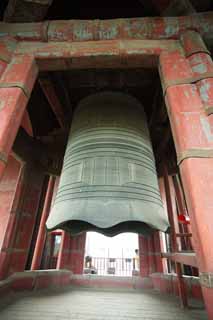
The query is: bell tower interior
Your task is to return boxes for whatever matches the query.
[0,1,213,319]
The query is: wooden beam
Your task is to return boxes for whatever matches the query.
[1,12,213,42]
[39,77,67,130]
[162,252,197,268]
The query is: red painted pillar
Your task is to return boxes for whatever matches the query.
[139,236,149,277]
[56,231,66,270]
[69,233,86,274]
[0,54,37,180]
[31,176,55,270]
[0,160,45,278]
[160,31,213,317]
[0,40,11,179]
[147,236,157,274]
[0,156,23,279]
[158,177,169,272]
[57,232,73,270]
[56,232,86,274]
[153,232,164,273]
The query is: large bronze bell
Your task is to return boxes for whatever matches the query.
[46,92,169,236]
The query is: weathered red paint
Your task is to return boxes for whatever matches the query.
[0,61,7,78]
[173,175,193,251]
[163,166,188,307]
[139,236,149,277]
[165,84,213,163]
[163,166,178,251]
[0,54,37,181]
[31,176,55,270]
[197,78,213,116]
[180,30,210,57]
[181,31,213,118]
[0,22,49,42]
[159,50,193,94]
[0,37,17,86]
[57,232,86,274]
[160,44,213,317]
[1,12,213,42]
[8,164,44,274]
[56,231,65,270]
[69,233,86,274]
[0,88,27,179]
[0,155,22,280]
[0,14,212,316]
[153,232,164,273]
[147,237,157,274]
[15,39,180,71]
[0,55,38,97]
[0,36,16,64]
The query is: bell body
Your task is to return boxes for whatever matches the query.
[46,92,169,236]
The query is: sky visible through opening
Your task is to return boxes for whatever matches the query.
[85,232,139,259]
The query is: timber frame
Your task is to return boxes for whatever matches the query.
[1,12,213,317]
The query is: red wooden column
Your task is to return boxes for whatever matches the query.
[56,232,73,270]
[56,232,86,274]
[147,236,157,274]
[160,31,213,317]
[153,232,163,273]
[0,156,23,279]
[56,231,66,270]
[163,166,188,308]
[31,176,55,270]
[139,236,150,277]
[0,161,44,277]
[158,177,169,272]
[69,233,86,274]
[0,52,38,180]
[0,38,13,178]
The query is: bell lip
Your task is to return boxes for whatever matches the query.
[46,218,170,237]
[46,200,170,236]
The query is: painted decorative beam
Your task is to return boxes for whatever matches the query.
[0,12,213,43]
[14,39,180,71]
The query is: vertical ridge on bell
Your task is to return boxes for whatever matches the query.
[46,92,170,236]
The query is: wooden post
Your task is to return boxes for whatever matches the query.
[0,53,38,180]
[160,30,213,316]
[31,176,55,270]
